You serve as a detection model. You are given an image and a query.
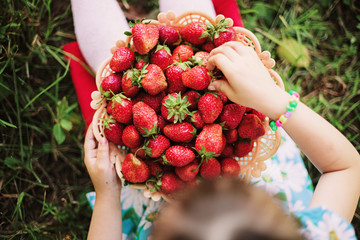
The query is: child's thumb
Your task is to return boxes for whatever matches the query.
[208,80,232,96]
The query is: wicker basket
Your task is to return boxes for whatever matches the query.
[90,11,283,201]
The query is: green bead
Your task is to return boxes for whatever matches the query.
[289,101,298,108]
[286,105,295,112]
[289,90,295,95]
[269,121,278,131]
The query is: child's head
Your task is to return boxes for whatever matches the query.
[152,178,304,240]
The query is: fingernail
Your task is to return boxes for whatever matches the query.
[208,85,216,91]
[100,138,108,145]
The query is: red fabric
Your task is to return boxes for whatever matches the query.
[211,0,244,27]
[64,3,243,128]
[62,42,97,128]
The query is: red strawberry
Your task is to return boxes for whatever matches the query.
[183,90,200,111]
[163,145,195,167]
[110,93,133,124]
[150,44,173,71]
[122,153,150,183]
[122,125,143,148]
[135,59,147,70]
[234,139,253,157]
[221,134,227,153]
[122,69,140,98]
[158,25,180,46]
[107,100,113,115]
[130,146,146,159]
[157,115,167,132]
[141,64,167,95]
[175,160,199,181]
[195,124,224,156]
[100,73,122,97]
[219,104,246,129]
[172,45,193,63]
[132,102,159,136]
[202,40,215,52]
[221,143,234,158]
[132,23,159,55]
[198,93,223,123]
[103,118,124,145]
[221,158,240,178]
[182,66,211,91]
[163,122,197,142]
[165,63,189,94]
[141,92,166,114]
[204,19,236,47]
[191,111,205,129]
[200,157,221,180]
[215,90,228,103]
[161,93,192,123]
[179,22,207,45]
[213,27,236,47]
[144,134,170,158]
[110,47,135,72]
[160,172,184,194]
[250,109,266,122]
[144,160,163,176]
[224,129,238,143]
[194,51,210,67]
[238,114,265,139]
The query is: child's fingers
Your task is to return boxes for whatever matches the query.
[222,41,254,56]
[209,45,239,62]
[96,137,110,166]
[84,123,98,169]
[207,53,232,73]
[208,80,234,100]
[84,123,96,151]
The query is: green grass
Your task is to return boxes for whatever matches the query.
[1,0,359,239]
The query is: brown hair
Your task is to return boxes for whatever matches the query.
[151,178,304,240]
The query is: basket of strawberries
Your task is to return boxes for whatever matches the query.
[90,11,283,201]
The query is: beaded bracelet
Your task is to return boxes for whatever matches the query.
[269,90,300,131]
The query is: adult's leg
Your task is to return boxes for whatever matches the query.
[71,0,129,72]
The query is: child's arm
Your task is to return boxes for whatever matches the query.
[207,41,360,222]
[84,124,123,240]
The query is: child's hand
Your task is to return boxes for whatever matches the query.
[207,41,284,116]
[84,124,124,199]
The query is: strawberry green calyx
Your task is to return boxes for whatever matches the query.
[143,143,153,157]
[146,173,163,193]
[111,92,130,106]
[123,68,142,87]
[168,60,192,71]
[194,145,218,172]
[188,56,204,67]
[101,116,116,130]
[135,52,150,64]
[202,18,230,41]
[161,155,169,165]
[163,93,192,123]
[142,124,159,138]
[196,145,219,160]
[154,44,171,55]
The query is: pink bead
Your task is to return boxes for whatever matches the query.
[292,92,300,99]
[275,119,283,127]
[284,111,292,118]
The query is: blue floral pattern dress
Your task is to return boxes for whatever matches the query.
[86,129,357,240]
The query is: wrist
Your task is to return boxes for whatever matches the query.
[256,86,293,120]
[96,191,121,205]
